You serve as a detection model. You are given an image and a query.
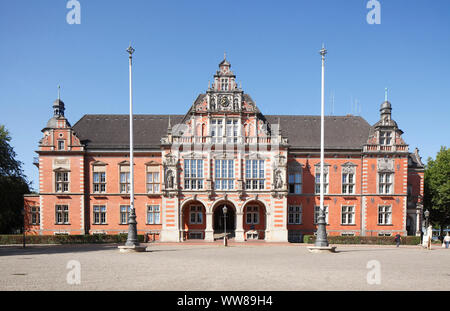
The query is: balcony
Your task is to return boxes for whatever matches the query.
[363,144,408,153]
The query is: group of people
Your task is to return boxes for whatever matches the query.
[394,232,450,248]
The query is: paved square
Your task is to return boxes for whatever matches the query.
[0,243,449,291]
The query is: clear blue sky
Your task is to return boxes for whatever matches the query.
[1,0,449,191]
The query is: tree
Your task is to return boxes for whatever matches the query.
[424,146,450,230]
[0,125,30,233]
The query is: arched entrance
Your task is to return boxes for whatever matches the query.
[213,202,236,239]
[243,200,267,240]
[181,200,206,240]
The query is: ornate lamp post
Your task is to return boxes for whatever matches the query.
[223,206,228,246]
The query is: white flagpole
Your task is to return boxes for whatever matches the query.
[320,45,327,215]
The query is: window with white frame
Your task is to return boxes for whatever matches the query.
[246,206,259,224]
[30,206,40,225]
[93,205,106,224]
[288,170,302,194]
[378,205,392,225]
[55,171,69,193]
[315,172,329,194]
[147,205,160,224]
[378,172,393,194]
[288,206,302,224]
[314,206,329,224]
[93,172,106,193]
[342,164,356,194]
[341,206,355,225]
[146,172,160,193]
[120,205,130,224]
[184,159,204,190]
[245,159,265,190]
[57,140,65,150]
[211,119,223,143]
[379,131,392,145]
[55,205,69,224]
[119,165,130,193]
[226,119,239,143]
[215,159,234,190]
[221,78,228,91]
[189,206,203,224]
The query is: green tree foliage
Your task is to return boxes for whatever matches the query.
[0,125,30,233]
[424,146,450,228]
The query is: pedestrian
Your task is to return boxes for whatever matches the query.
[394,234,401,247]
[444,233,450,249]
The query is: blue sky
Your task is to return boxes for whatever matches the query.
[1,0,449,191]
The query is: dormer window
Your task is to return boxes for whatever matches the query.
[379,131,392,145]
[221,79,228,91]
[58,140,65,150]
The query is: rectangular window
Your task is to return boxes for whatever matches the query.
[379,173,393,194]
[147,205,160,224]
[58,140,65,150]
[30,206,40,225]
[184,159,203,190]
[189,206,203,224]
[93,205,106,224]
[55,205,69,224]
[378,205,392,225]
[246,206,259,224]
[211,119,223,143]
[215,159,234,190]
[245,159,265,190]
[226,119,239,143]
[120,172,130,193]
[315,172,329,194]
[288,206,302,224]
[342,173,355,194]
[288,171,302,194]
[380,131,392,145]
[146,172,160,193]
[55,171,69,193]
[120,205,131,224]
[341,206,355,225]
[93,172,106,193]
[314,206,329,224]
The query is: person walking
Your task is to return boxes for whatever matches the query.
[394,234,401,247]
[444,233,450,249]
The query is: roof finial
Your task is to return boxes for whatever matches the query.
[385,87,388,102]
[57,85,61,100]
[224,51,226,60]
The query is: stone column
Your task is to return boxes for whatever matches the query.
[416,207,422,236]
[235,212,245,241]
[204,212,214,241]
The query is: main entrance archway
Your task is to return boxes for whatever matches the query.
[213,202,236,238]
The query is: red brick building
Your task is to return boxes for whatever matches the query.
[24,57,425,242]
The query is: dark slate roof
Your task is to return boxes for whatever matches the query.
[408,150,425,169]
[266,115,371,150]
[72,114,371,150]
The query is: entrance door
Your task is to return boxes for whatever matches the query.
[213,204,235,235]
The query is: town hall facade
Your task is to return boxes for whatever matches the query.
[24,57,425,242]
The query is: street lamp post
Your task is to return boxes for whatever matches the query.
[424,209,430,228]
[223,206,228,247]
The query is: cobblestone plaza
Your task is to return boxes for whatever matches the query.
[1,243,448,291]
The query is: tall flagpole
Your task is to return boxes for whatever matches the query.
[125,44,139,248]
[314,44,330,248]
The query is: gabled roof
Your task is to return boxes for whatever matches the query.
[72,114,371,151]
